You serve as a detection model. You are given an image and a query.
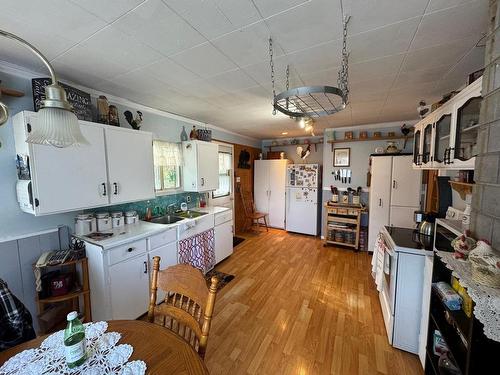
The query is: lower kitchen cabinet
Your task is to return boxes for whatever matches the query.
[215,220,233,264]
[109,253,150,320]
[148,242,177,303]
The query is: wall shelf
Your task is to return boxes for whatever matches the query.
[327,136,408,151]
[448,181,474,199]
[265,140,323,152]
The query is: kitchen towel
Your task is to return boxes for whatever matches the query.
[178,229,215,275]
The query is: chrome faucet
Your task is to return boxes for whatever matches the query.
[167,203,176,214]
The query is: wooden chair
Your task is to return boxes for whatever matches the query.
[239,189,269,232]
[148,258,218,359]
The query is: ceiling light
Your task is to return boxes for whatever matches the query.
[298,118,306,128]
[281,132,288,135]
[304,124,313,132]
[0,29,88,147]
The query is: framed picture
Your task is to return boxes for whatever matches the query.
[333,147,350,167]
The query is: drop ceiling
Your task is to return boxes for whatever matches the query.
[0,0,488,139]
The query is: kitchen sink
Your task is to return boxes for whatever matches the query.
[150,215,184,225]
[175,210,208,219]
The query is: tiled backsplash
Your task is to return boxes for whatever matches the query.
[85,192,202,219]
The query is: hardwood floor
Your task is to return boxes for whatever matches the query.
[205,229,423,375]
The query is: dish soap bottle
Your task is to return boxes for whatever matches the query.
[64,311,86,368]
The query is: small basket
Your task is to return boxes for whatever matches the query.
[469,241,500,288]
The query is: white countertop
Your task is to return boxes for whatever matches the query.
[78,206,231,249]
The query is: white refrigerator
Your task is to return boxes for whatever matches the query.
[285,164,320,236]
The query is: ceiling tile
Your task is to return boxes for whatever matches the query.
[52,25,164,79]
[113,0,206,56]
[212,21,278,67]
[0,0,107,60]
[213,0,262,29]
[392,64,453,90]
[163,0,234,39]
[342,0,428,35]
[171,43,237,78]
[287,40,342,76]
[349,54,406,83]
[402,37,477,73]
[410,1,489,50]
[241,55,289,86]
[69,0,145,22]
[348,18,420,63]
[426,0,476,13]
[176,78,230,99]
[252,0,310,18]
[144,58,202,87]
[266,0,342,53]
[205,69,259,92]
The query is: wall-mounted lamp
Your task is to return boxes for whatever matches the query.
[0,29,88,147]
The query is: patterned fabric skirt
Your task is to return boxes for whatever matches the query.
[178,229,215,275]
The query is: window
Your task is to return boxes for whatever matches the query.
[212,151,231,198]
[153,140,182,192]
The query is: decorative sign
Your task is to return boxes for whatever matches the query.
[32,78,92,121]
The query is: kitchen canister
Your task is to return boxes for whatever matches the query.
[111,212,124,228]
[75,214,96,235]
[125,210,139,224]
[95,213,112,232]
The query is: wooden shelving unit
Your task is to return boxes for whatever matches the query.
[323,203,364,251]
[425,254,500,375]
[35,257,91,334]
[448,181,474,200]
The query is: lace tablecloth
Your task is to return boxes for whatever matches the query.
[436,251,500,342]
[0,321,146,375]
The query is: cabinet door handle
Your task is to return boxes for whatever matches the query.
[127,247,134,253]
[101,183,107,196]
[379,198,382,207]
[143,261,148,274]
[392,180,396,189]
[113,182,118,195]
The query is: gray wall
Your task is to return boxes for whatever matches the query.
[0,68,259,240]
[471,0,500,249]
[0,227,69,333]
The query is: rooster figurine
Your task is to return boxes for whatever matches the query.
[124,110,143,130]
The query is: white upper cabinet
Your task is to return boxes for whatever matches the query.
[182,140,219,192]
[412,77,482,170]
[13,111,155,215]
[13,113,109,215]
[105,127,154,204]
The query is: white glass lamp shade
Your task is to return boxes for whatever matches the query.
[26,107,88,148]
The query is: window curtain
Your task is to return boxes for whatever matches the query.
[153,141,182,190]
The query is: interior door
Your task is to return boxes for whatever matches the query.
[105,128,155,204]
[109,254,149,320]
[32,122,109,214]
[211,144,233,210]
[253,161,269,215]
[268,160,287,228]
[368,156,392,252]
[391,155,421,207]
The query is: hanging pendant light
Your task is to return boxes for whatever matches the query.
[0,29,88,147]
[269,16,350,119]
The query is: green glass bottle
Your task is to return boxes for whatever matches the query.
[64,311,86,368]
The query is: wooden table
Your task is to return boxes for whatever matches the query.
[0,320,209,375]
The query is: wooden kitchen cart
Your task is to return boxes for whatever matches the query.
[34,257,91,334]
[324,202,364,250]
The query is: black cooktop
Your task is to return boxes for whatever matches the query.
[385,226,433,251]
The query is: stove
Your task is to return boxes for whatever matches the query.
[384,226,433,253]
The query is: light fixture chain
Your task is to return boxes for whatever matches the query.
[338,15,350,103]
[269,38,277,115]
[286,64,289,91]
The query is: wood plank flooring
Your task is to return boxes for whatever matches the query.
[205,229,423,375]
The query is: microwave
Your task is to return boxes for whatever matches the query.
[434,219,462,253]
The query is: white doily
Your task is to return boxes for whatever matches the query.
[0,321,146,375]
[436,251,500,342]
